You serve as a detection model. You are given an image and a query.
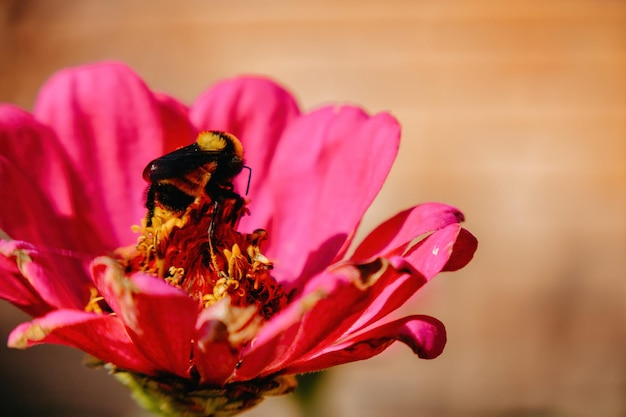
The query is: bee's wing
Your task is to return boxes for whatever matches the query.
[142,145,222,181]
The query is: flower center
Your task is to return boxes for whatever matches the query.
[118,192,287,321]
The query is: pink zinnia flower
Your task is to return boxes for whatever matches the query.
[0,62,477,415]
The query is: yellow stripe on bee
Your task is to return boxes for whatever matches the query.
[160,164,216,195]
[196,131,227,151]
[196,131,244,160]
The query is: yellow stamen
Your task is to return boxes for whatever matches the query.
[165,266,185,286]
[85,287,104,314]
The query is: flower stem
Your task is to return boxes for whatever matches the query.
[292,372,330,417]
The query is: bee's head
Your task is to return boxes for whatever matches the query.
[197,131,244,180]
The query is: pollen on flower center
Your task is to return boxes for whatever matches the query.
[118,193,288,321]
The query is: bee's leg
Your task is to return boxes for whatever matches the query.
[207,199,225,277]
[229,194,246,226]
[208,199,220,240]
[145,184,156,227]
[205,182,243,226]
[214,183,246,226]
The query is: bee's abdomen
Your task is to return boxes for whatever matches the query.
[152,182,196,213]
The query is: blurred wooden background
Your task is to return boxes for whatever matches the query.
[0,1,624,416]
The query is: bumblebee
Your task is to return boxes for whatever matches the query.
[142,131,245,227]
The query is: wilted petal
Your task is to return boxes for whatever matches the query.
[189,76,300,205]
[283,315,446,374]
[91,258,196,377]
[8,309,158,375]
[352,203,466,262]
[33,62,184,247]
[341,264,426,335]
[257,107,401,289]
[0,241,51,316]
[0,239,91,313]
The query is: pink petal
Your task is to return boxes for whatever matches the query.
[352,203,466,262]
[189,76,300,205]
[153,92,197,152]
[442,227,479,272]
[0,239,92,313]
[193,303,240,386]
[402,223,466,280]
[33,61,186,247]
[0,105,73,211]
[91,257,197,378]
[8,309,158,375]
[234,259,412,380]
[0,155,69,250]
[0,105,106,252]
[282,315,446,375]
[257,107,401,289]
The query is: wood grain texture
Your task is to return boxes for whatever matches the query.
[0,1,624,416]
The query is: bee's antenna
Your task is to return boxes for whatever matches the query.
[242,165,252,195]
